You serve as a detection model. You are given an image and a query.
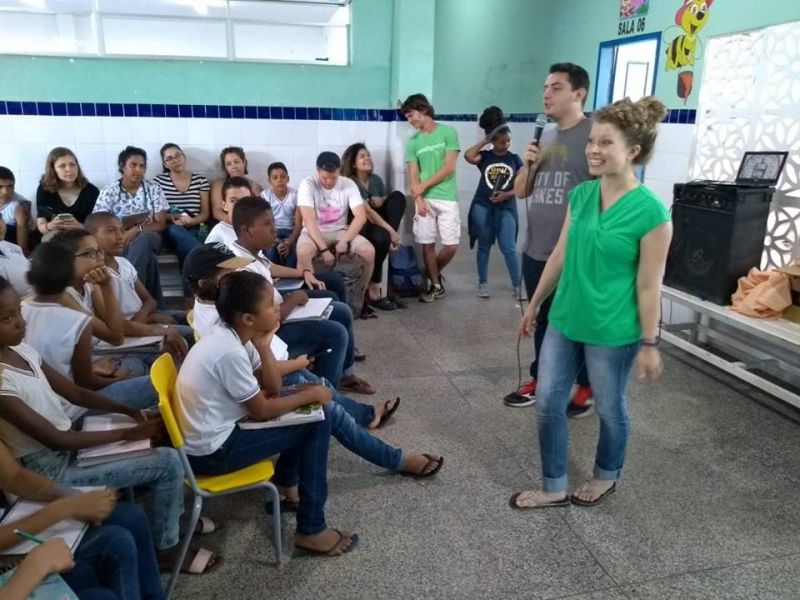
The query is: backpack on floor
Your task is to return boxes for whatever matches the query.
[389,246,424,297]
[312,255,365,317]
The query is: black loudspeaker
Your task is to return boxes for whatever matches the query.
[664,182,773,305]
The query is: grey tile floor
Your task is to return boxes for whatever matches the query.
[173,249,800,600]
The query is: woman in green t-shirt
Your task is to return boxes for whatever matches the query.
[510,97,673,510]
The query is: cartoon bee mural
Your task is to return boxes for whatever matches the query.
[664,0,714,71]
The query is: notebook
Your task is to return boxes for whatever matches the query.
[75,415,152,468]
[283,298,333,322]
[0,488,103,555]
[94,335,163,354]
[0,570,78,599]
[274,278,304,292]
[238,403,325,429]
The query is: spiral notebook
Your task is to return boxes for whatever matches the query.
[0,502,89,555]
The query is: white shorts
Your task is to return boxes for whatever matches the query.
[412,198,461,246]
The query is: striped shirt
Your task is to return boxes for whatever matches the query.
[154,172,210,216]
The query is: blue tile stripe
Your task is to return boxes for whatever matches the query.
[0,101,697,125]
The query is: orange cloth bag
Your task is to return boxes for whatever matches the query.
[730,268,792,318]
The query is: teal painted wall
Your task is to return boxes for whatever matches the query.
[0,0,393,107]
[431,0,551,114]
[547,0,800,109]
[390,0,435,106]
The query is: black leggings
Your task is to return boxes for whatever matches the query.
[359,191,406,284]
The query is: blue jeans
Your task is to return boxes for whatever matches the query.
[163,225,201,296]
[521,254,590,387]
[283,370,403,472]
[188,417,332,536]
[263,228,297,268]
[536,326,639,492]
[20,448,184,550]
[471,203,520,287]
[124,232,163,309]
[65,502,164,600]
[278,298,354,385]
[101,376,157,410]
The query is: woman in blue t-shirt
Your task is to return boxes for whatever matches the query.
[465,107,524,299]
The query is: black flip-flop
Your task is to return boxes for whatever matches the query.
[265,496,299,515]
[375,397,400,429]
[390,296,408,309]
[371,297,397,311]
[570,482,616,506]
[354,348,367,362]
[401,454,444,479]
[508,492,570,510]
[294,529,359,557]
[360,305,378,319]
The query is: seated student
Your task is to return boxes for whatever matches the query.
[51,229,188,375]
[36,147,99,241]
[0,218,31,297]
[209,178,350,308]
[0,440,164,600]
[229,196,375,394]
[184,253,443,486]
[22,242,157,415]
[296,152,375,319]
[176,270,358,557]
[85,212,194,342]
[153,143,204,301]
[0,275,215,574]
[260,162,301,268]
[93,146,169,307]
[209,147,263,223]
[0,166,32,255]
[341,143,408,312]
[205,176,251,246]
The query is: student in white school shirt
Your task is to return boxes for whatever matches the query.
[51,229,188,367]
[85,212,194,344]
[0,218,31,297]
[227,196,376,395]
[204,176,253,246]
[21,242,158,416]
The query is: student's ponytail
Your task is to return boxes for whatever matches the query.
[215,270,272,328]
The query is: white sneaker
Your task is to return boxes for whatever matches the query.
[477,283,490,298]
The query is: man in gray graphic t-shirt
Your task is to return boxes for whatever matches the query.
[505,63,594,415]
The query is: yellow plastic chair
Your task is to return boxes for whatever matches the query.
[150,353,283,599]
[186,309,199,342]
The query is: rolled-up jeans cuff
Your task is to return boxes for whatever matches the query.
[541,474,568,493]
[593,465,622,481]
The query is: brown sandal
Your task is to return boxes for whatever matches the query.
[338,375,376,395]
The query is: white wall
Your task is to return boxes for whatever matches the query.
[0,115,394,213]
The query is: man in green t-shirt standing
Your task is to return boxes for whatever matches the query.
[402,94,461,303]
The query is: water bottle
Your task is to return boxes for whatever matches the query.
[197,222,209,243]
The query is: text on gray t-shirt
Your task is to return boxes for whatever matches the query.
[523,118,593,261]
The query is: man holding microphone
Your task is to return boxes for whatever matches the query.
[503,63,594,417]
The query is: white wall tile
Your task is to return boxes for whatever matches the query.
[317,121,342,147]
[157,119,189,145]
[129,118,162,145]
[73,144,107,173]
[186,119,216,146]
[101,118,132,145]
[0,143,20,172]
[214,119,243,147]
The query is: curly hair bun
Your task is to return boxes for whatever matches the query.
[636,96,667,127]
[478,106,507,136]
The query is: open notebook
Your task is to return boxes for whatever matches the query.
[239,403,325,429]
[75,415,152,467]
[283,298,333,322]
[0,487,102,555]
[94,335,163,354]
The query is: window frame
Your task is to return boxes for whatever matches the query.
[0,0,350,66]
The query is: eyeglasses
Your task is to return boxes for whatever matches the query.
[75,249,104,259]
[164,152,184,163]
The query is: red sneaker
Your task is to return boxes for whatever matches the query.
[571,385,593,406]
[504,379,537,407]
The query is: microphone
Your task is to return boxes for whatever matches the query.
[527,114,548,168]
[492,171,509,194]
